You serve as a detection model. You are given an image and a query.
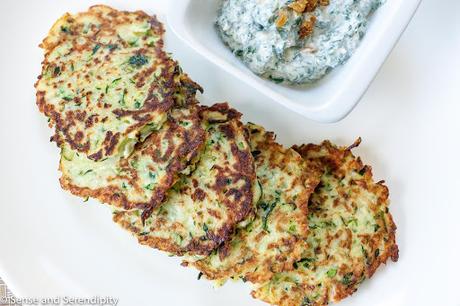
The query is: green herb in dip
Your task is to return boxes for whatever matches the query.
[216,0,383,84]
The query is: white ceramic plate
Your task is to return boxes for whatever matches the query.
[1,1,460,306]
[167,0,421,122]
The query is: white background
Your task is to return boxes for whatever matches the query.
[0,0,459,305]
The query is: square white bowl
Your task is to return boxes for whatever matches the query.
[167,0,421,122]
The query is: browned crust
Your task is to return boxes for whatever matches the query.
[39,5,164,52]
[189,124,323,283]
[113,103,258,257]
[60,101,206,214]
[113,208,217,257]
[139,103,206,221]
[199,102,242,123]
[35,5,181,160]
[186,105,256,255]
[307,140,397,304]
[294,138,399,274]
[251,139,398,306]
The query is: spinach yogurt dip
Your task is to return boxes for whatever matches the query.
[216,0,383,85]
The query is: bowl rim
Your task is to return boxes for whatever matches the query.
[166,0,422,123]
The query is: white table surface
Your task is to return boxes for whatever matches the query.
[0,0,459,305]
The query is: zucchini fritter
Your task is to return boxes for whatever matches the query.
[59,98,205,212]
[252,139,399,306]
[36,5,193,161]
[113,103,259,258]
[187,123,322,284]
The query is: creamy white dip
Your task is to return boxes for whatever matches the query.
[216,0,383,84]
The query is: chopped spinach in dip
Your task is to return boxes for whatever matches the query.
[216,0,383,84]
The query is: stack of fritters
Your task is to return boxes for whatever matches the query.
[186,123,323,283]
[36,5,206,215]
[36,5,399,306]
[252,139,399,305]
[113,104,260,259]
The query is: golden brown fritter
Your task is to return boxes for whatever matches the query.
[36,5,196,161]
[113,103,260,258]
[59,97,205,214]
[38,5,205,214]
[186,123,322,284]
[252,139,399,306]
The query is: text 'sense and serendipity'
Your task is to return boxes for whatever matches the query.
[0,295,119,306]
